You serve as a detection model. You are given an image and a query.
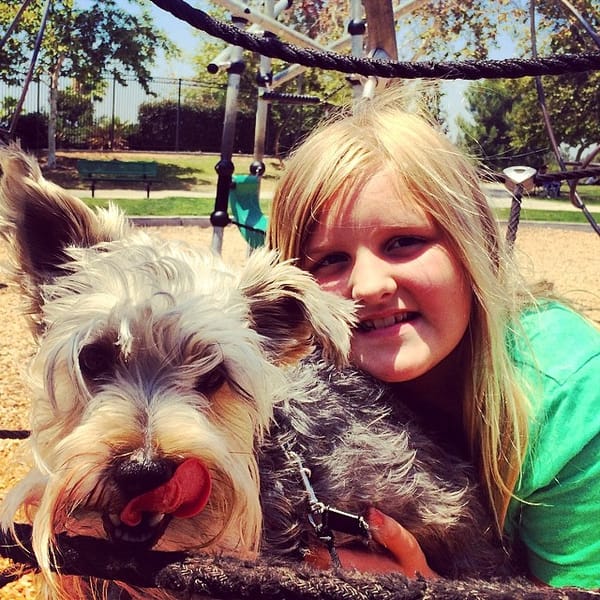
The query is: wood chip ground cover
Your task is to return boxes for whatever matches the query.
[0,224,597,597]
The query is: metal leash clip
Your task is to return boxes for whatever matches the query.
[282,442,370,567]
[309,504,370,540]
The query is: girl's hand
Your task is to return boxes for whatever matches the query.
[306,507,439,578]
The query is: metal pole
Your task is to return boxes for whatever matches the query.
[110,72,116,150]
[211,15,246,254]
[175,78,182,151]
[251,0,275,179]
[8,0,52,137]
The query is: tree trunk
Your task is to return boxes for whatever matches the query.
[46,57,64,169]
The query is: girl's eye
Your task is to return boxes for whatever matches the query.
[385,236,426,252]
[309,252,348,273]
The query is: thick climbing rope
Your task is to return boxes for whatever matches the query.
[150,0,600,81]
[0,525,596,599]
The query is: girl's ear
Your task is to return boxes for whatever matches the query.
[0,145,128,330]
[238,249,356,367]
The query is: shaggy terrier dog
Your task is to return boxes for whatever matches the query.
[0,147,513,599]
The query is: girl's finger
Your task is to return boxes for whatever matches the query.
[366,507,439,578]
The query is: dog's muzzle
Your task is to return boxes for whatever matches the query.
[103,457,212,546]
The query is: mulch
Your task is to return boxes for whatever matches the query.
[0,223,597,598]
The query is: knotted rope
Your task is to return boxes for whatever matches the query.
[149,0,600,81]
[0,525,595,599]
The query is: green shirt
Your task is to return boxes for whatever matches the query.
[506,302,600,588]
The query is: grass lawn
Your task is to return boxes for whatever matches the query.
[495,207,600,224]
[83,196,600,227]
[574,184,600,203]
[47,150,600,224]
[85,196,229,216]
[46,150,282,196]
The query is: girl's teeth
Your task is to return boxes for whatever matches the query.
[360,313,411,331]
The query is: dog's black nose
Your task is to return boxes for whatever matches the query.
[113,456,175,497]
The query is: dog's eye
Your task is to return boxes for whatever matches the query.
[79,342,117,381]
[194,367,226,395]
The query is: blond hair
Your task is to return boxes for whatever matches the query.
[267,90,535,531]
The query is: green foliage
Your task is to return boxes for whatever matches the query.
[0,0,177,89]
[129,97,329,155]
[55,89,94,148]
[459,69,599,170]
[457,0,599,169]
[129,101,240,152]
[457,80,528,170]
[1,0,178,163]
[86,116,137,151]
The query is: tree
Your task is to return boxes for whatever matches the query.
[0,0,176,166]
[458,80,513,169]
[457,0,599,169]
[509,0,600,162]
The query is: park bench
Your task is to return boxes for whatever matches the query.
[77,159,159,198]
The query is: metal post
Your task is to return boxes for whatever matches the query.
[110,72,116,150]
[8,0,51,137]
[210,15,246,254]
[175,78,182,152]
[251,0,275,180]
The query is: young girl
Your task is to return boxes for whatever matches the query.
[266,91,600,588]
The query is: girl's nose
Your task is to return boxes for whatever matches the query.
[349,250,397,303]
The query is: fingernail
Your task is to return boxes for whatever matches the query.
[366,506,385,528]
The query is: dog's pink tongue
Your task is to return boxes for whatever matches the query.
[120,458,211,527]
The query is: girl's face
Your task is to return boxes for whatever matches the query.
[303,171,472,383]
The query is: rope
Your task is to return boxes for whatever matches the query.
[149,0,600,81]
[230,220,266,236]
[0,429,29,439]
[0,524,595,599]
[505,187,524,250]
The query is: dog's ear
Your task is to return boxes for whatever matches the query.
[0,145,128,329]
[238,249,356,367]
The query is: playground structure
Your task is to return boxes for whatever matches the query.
[204,0,404,254]
[1,1,600,595]
[3,0,600,248]
[155,0,600,248]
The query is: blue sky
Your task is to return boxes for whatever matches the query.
[143,1,207,78]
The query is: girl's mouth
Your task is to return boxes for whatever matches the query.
[358,312,418,332]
